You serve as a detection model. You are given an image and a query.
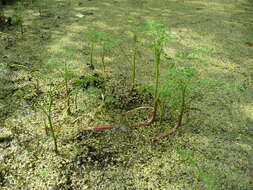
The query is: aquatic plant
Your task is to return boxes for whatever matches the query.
[11,2,25,35]
[84,21,170,131]
[40,84,58,153]
[156,65,197,138]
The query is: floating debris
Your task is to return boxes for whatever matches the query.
[76,13,84,18]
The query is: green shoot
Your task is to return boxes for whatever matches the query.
[85,28,101,70]
[57,46,77,115]
[40,84,58,154]
[127,18,143,91]
[157,64,197,138]
[118,20,143,92]
[12,2,25,35]
[62,61,75,115]
[39,46,76,116]
[143,21,169,113]
[96,31,113,74]
[131,33,138,91]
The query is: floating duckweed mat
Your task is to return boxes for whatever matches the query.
[0,0,252,189]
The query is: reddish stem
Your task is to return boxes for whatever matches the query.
[130,107,156,128]
[155,87,186,139]
[246,42,253,46]
[154,123,179,138]
[83,106,157,131]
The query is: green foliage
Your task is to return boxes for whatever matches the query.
[85,28,101,44]
[118,32,139,90]
[143,21,170,48]
[72,75,104,90]
[11,2,24,24]
[142,21,171,108]
[11,2,25,34]
[35,47,77,114]
[85,28,100,69]
[39,84,58,153]
[96,31,115,73]
[177,51,202,60]
[85,29,116,71]
[160,63,197,110]
[0,135,12,143]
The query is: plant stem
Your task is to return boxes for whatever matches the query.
[43,117,49,136]
[74,92,78,110]
[154,43,161,110]
[177,86,186,127]
[20,23,24,35]
[47,89,58,153]
[155,86,186,138]
[159,100,166,124]
[89,42,94,69]
[101,43,106,74]
[65,78,71,115]
[131,34,137,90]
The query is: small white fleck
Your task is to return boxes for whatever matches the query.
[76,13,84,18]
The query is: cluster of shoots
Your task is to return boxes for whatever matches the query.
[84,21,172,131]
[32,20,199,153]
[143,21,169,114]
[85,29,115,73]
[12,2,25,35]
[124,32,139,92]
[157,65,197,138]
[34,46,78,153]
[83,20,198,139]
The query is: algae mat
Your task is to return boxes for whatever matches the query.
[0,0,253,189]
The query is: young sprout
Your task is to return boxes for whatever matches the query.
[85,28,101,70]
[156,65,197,138]
[143,21,170,116]
[96,31,113,74]
[63,61,75,115]
[130,33,138,91]
[119,32,139,91]
[12,2,25,35]
[58,46,77,115]
[40,46,77,116]
[83,21,172,131]
[125,18,146,91]
[39,84,58,153]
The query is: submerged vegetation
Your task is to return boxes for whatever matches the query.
[0,0,253,189]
